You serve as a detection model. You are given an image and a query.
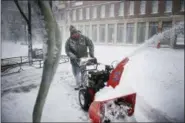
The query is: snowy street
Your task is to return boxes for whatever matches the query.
[2,45,184,122]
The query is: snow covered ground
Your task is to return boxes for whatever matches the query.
[1,42,184,122]
[2,63,90,122]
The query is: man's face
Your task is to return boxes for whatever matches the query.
[71,31,80,40]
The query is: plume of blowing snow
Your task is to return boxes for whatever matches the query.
[95,22,184,101]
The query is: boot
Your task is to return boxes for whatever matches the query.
[74,87,79,90]
[74,85,80,90]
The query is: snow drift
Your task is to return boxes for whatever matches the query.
[95,22,184,122]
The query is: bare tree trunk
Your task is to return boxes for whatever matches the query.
[14,0,33,65]
[28,0,33,65]
[33,1,62,122]
[49,1,52,8]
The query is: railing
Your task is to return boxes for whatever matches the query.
[1,55,69,76]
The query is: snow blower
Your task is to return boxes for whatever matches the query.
[86,39,162,123]
[77,57,136,123]
[76,22,183,122]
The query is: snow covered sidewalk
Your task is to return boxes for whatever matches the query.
[2,63,90,122]
[2,46,184,122]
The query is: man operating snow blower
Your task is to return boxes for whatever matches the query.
[65,25,95,90]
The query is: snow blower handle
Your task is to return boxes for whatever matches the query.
[77,57,99,71]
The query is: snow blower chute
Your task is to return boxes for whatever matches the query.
[77,57,136,123]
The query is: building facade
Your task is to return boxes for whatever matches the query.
[55,0,184,47]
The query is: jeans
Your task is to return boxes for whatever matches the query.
[71,62,87,88]
[71,64,82,87]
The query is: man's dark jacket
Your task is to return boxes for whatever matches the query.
[65,34,94,65]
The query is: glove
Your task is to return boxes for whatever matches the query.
[90,57,97,64]
[94,57,97,64]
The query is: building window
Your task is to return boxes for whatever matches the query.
[118,2,124,16]
[165,1,172,12]
[67,11,70,23]
[162,21,172,45]
[149,22,158,38]
[86,8,90,20]
[99,24,105,42]
[79,8,83,20]
[137,22,146,44]
[117,23,124,43]
[85,25,90,37]
[151,0,158,14]
[92,25,97,42]
[129,1,134,15]
[100,5,106,18]
[72,10,76,21]
[93,6,97,19]
[140,1,146,14]
[109,4,115,17]
[180,0,184,11]
[126,23,134,44]
[78,25,83,33]
[108,24,115,43]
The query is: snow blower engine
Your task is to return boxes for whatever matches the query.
[78,57,137,123]
[78,57,113,110]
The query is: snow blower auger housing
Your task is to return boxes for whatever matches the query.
[77,57,137,123]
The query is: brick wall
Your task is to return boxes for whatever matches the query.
[67,0,184,23]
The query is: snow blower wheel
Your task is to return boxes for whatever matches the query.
[79,89,91,111]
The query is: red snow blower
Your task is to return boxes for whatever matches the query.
[78,57,137,123]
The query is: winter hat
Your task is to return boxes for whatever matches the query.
[69,25,77,34]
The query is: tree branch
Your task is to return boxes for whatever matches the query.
[49,1,52,9]
[14,0,29,24]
